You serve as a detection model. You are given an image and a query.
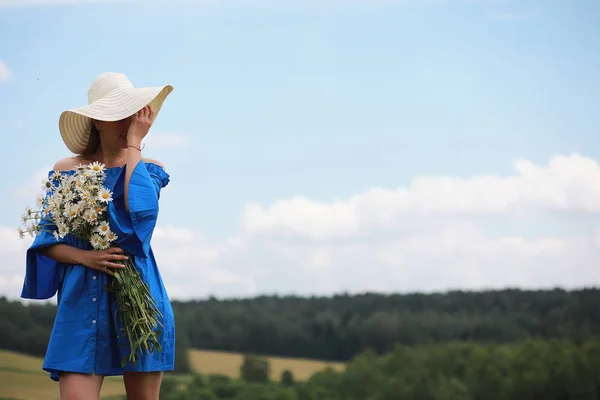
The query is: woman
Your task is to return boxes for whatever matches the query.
[21,72,176,400]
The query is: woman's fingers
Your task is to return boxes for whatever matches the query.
[96,257,126,272]
[97,262,125,276]
[103,248,128,261]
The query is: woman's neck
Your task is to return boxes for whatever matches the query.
[91,146,127,168]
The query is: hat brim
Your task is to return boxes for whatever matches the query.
[59,84,173,154]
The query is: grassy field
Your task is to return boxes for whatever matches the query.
[0,349,345,400]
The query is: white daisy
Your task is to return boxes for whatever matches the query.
[88,161,106,174]
[76,199,87,213]
[60,182,73,196]
[97,188,113,203]
[50,191,62,203]
[48,199,59,215]
[90,234,101,249]
[57,223,69,238]
[71,219,82,233]
[107,231,118,242]
[98,237,110,250]
[83,209,96,223]
[49,171,62,182]
[63,203,79,221]
[29,223,40,236]
[74,179,84,191]
[96,221,111,236]
[41,178,53,192]
[80,190,93,202]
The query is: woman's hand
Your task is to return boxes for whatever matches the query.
[81,247,129,276]
[127,105,155,145]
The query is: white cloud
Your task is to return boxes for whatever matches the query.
[0,62,12,83]
[143,133,193,149]
[2,153,600,301]
[243,154,600,240]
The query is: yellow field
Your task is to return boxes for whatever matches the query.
[0,350,125,400]
[189,349,345,381]
[0,349,345,400]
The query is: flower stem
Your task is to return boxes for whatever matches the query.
[106,252,163,367]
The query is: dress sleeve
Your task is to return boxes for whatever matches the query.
[21,181,67,300]
[21,227,66,300]
[108,161,170,258]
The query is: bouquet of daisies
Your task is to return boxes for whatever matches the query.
[19,161,162,367]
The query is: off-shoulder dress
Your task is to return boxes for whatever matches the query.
[20,161,175,382]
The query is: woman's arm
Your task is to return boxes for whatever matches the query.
[41,244,88,265]
[41,244,127,275]
[125,105,155,212]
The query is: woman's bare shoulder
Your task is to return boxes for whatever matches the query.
[53,156,87,172]
[142,157,165,169]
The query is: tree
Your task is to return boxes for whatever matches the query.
[240,354,270,383]
[208,374,239,398]
[281,369,295,386]
[173,318,192,374]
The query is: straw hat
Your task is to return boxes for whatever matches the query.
[59,72,173,154]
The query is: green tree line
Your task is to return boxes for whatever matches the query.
[174,287,600,361]
[2,287,600,362]
[160,339,600,400]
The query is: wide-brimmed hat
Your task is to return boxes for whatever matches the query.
[59,72,173,154]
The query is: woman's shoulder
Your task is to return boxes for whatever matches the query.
[51,157,165,172]
[142,157,165,169]
[52,156,86,172]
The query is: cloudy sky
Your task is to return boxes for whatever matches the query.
[1,0,599,301]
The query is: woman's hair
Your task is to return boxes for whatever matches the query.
[78,121,101,158]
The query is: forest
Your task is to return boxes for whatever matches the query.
[2,288,600,360]
[159,339,600,400]
[2,287,600,399]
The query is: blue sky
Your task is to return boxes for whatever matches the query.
[1,0,600,300]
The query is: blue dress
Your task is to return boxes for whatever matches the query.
[20,161,175,382]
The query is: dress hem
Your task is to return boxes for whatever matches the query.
[45,365,176,382]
